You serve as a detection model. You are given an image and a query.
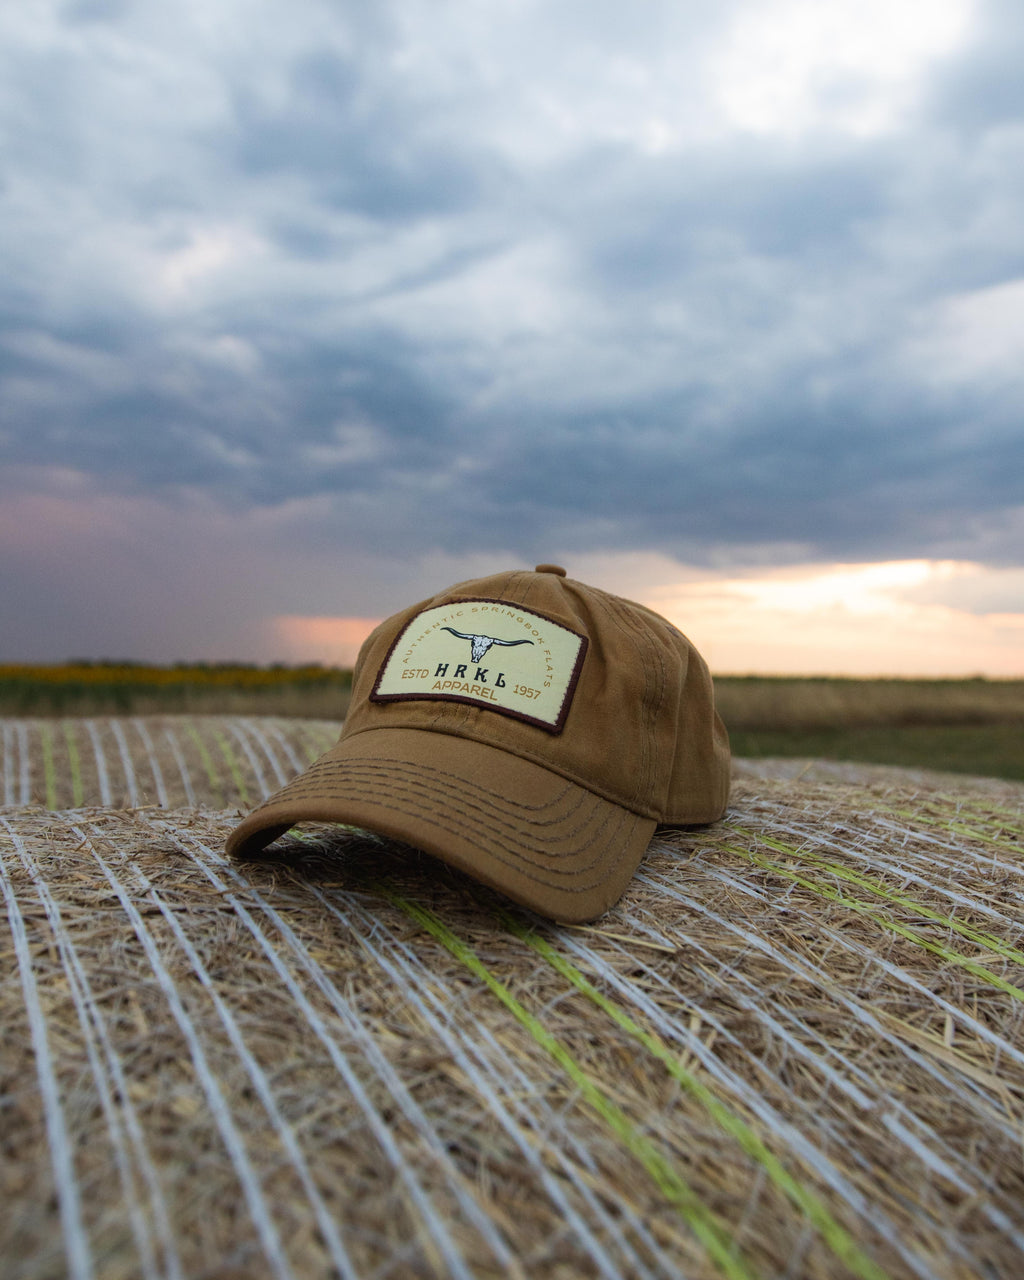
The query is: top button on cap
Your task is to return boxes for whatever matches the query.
[534,564,567,576]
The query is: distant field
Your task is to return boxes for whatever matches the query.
[0,662,352,720]
[1,665,1021,780]
[717,676,1024,782]
[713,675,1024,730]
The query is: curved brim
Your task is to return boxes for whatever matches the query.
[225,727,657,923]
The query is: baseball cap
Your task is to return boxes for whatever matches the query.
[226,564,730,922]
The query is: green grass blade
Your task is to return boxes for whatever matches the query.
[501,912,891,1280]
[40,723,58,810]
[211,728,249,807]
[62,721,84,807]
[731,828,1024,969]
[723,845,1024,1004]
[384,888,758,1280]
[183,720,227,808]
[866,804,1023,854]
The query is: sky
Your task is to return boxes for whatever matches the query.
[2,0,1023,676]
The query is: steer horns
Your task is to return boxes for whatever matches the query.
[440,627,535,663]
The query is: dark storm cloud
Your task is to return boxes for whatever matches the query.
[2,0,1023,587]
[465,384,1012,564]
[0,315,455,505]
[564,139,895,295]
[227,50,485,222]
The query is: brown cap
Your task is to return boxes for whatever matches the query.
[226,565,730,922]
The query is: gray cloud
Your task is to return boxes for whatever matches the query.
[927,0,1024,132]
[2,0,1023,662]
[227,52,487,222]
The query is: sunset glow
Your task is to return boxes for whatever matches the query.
[265,560,1024,678]
[648,560,1024,677]
[272,616,383,667]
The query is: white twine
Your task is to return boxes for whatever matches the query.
[2,722,12,805]
[696,852,1024,1108]
[238,718,295,789]
[0,826,94,1280]
[151,817,505,1280]
[304,878,660,1280]
[83,720,113,807]
[108,719,140,808]
[4,817,182,1280]
[161,724,197,807]
[258,718,306,778]
[637,866,1024,1256]
[73,823,295,1280]
[110,836,359,1279]
[224,722,272,799]
[2,722,32,805]
[132,718,170,808]
[741,809,1024,932]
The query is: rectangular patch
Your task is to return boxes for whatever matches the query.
[371,598,587,732]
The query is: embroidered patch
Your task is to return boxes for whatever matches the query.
[372,598,588,732]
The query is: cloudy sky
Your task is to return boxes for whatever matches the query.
[2,0,1023,675]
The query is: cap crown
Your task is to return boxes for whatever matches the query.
[342,567,730,824]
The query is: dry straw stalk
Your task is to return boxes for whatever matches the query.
[1,717,1023,1278]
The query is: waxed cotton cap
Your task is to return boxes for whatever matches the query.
[226,565,730,922]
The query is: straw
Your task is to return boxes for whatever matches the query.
[2,717,1023,1278]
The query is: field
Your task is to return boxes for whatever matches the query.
[715,676,1024,782]
[0,662,352,720]
[1,664,1021,780]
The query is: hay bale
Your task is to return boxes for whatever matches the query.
[733,753,1024,796]
[4,713,1018,815]
[2,718,1023,1279]
[0,716,342,810]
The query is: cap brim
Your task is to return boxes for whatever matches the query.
[225,727,656,923]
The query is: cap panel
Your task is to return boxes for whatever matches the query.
[576,584,674,814]
[659,634,731,823]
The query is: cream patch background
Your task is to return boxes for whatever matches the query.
[374,600,586,729]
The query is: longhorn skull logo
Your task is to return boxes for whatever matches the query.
[441,627,535,663]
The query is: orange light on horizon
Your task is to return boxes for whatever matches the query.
[265,560,1024,678]
[272,616,382,667]
[645,560,1024,677]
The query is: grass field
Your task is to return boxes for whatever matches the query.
[0,662,352,719]
[1,664,1021,780]
[714,676,1024,782]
